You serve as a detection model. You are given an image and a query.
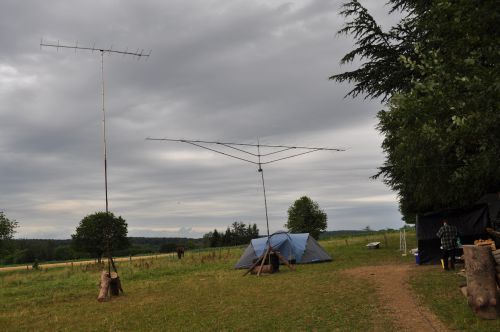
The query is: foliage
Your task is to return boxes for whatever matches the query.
[333,0,500,221]
[0,211,18,241]
[203,222,259,247]
[0,211,18,257]
[330,0,430,100]
[71,212,129,262]
[285,196,327,239]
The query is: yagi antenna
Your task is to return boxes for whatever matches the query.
[146,137,345,244]
[42,38,150,277]
[40,38,151,59]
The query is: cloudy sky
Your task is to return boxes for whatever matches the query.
[0,0,405,239]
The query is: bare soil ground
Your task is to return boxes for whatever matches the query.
[344,264,449,332]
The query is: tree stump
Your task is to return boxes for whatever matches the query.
[109,272,123,296]
[97,271,111,302]
[463,245,499,319]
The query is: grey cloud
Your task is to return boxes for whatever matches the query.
[1,1,403,239]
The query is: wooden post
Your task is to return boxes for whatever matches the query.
[463,245,499,319]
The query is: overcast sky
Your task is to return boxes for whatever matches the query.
[0,0,405,239]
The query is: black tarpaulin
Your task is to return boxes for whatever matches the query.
[416,204,490,264]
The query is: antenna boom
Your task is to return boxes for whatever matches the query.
[41,40,151,58]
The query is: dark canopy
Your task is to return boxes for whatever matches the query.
[416,204,490,264]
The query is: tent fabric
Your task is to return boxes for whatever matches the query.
[234,232,332,269]
[416,204,490,264]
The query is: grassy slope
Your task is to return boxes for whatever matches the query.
[0,232,499,331]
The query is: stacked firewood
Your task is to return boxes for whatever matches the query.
[474,238,497,251]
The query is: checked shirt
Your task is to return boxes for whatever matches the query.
[436,224,459,250]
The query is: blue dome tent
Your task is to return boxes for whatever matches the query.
[235,232,332,269]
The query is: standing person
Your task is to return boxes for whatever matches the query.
[436,219,459,270]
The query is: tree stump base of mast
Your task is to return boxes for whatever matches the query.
[97,271,124,301]
[109,272,123,296]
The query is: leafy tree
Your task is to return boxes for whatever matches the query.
[0,211,18,256]
[72,212,129,263]
[332,0,500,221]
[285,196,327,239]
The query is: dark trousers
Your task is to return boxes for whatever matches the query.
[442,248,456,270]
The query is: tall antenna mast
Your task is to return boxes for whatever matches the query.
[41,39,151,213]
[42,39,150,280]
[146,137,345,243]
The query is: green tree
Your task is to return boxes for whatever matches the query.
[71,212,129,263]
[0,211,18,256]
[285,196,327,239]
[333,0,500,221]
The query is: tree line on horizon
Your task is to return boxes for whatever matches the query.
[202,222,260,247]
[1,195,331,265]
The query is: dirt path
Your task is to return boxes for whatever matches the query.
[343,264,449,332]
[0,253,173,272]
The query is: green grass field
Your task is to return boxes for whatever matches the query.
[1,232,499,331]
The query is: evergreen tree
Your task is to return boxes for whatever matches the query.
[333,0,500,221]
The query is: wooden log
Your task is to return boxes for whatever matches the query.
[463,245,499,319]
[97,271,111,302]
[251,264,272,274]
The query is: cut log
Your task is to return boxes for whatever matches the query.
[463,245,499,319]
[251,264,272,274]
[97,271,111,302]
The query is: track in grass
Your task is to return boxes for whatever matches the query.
[344,264,449,332]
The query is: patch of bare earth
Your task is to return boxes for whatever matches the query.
[343,264,449,332]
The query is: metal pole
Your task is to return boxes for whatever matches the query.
[101,50,109,214]
[101,50,112,276]
[257,142,270,241]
